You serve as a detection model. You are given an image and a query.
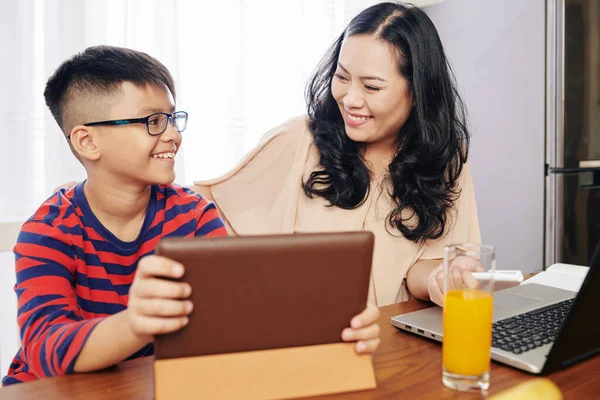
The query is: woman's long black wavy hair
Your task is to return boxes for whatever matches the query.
[303,2,469,243]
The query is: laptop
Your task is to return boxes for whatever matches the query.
[391,239,600,374]
[153,231,374,359]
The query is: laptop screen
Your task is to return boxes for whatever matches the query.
[543,240,600,374]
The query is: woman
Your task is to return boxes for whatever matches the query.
[192,2,481,310]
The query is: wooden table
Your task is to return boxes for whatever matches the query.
[2,300,598,399]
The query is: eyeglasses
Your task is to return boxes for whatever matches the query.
[81,111,188,136]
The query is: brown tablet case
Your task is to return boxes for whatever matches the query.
[153,231,376,399]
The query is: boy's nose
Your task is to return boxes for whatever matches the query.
[161,122,181,143]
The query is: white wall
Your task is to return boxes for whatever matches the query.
[0,222,22,253]
[344,0,445,20]
[426,0,546,273]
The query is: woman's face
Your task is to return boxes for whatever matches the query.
[331,34,413,150]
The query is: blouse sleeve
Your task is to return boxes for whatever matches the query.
[192,116,310,235]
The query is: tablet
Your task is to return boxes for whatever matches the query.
[154,231,374,360]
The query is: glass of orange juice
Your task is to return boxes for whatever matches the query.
[442,243,495,391]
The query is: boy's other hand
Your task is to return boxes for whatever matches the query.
[126,255,193,342]
[341,303,381,354]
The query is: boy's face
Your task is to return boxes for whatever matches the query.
[91,82,181,186]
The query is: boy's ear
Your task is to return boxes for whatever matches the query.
[69,125,101,161]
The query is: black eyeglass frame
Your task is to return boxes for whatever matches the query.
[72,111,188,138]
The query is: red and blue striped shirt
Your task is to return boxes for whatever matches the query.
[2,182,227,386]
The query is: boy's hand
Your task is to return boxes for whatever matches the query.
[341,303,381,354]
[126,255,193,342]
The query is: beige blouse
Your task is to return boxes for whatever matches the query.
[194,116,481,306]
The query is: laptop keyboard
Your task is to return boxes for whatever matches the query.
[492,298,574,355]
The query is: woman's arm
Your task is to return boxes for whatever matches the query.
[189,184,214,202]
[188,184,234,234]
[406,259,441,301]
[407,257,484,306]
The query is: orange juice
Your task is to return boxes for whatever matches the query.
[443,289,493,376]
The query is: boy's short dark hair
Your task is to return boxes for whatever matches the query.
[44,45,176,137]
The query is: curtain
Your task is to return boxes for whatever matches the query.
[0,0,357,223]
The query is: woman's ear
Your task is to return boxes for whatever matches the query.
[69,125,101,161]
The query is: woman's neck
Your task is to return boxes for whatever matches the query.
[363,138,399,180]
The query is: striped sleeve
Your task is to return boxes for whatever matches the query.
[195,197,228,237]
[13,221,102,378]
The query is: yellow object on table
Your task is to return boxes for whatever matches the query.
[488,378,562,399]
[443,289,493,376]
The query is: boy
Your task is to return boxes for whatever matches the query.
[5,44,383,387]
[2,46,227,386]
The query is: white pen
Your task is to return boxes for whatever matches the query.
[472,270,524,282]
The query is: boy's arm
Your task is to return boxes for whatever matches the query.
[74,256,194,372]
[15,222,191,376]
[14,221,105,378]
[71,310,148,372]
[53,189,227,374]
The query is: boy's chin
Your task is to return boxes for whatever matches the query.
[148,172,176,186]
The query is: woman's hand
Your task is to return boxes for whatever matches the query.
[341,303,381,354]
[427,256,484,306]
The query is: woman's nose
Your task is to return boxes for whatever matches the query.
[343,83,364,109]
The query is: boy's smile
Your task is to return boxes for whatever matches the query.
[151,151,176,161]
